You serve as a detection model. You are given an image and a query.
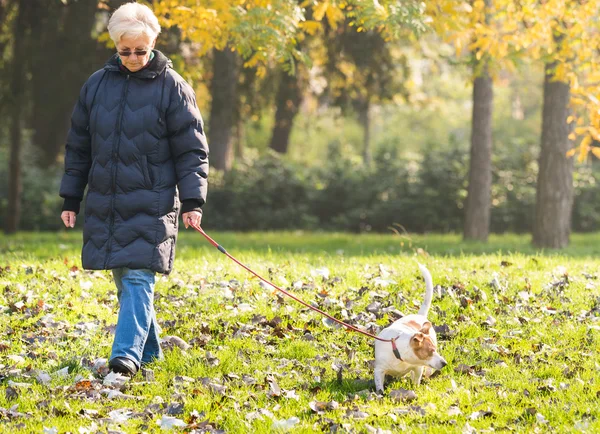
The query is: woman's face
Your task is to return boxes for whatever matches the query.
[116,34,155,72]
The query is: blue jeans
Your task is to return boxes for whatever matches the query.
[110,268,163,367]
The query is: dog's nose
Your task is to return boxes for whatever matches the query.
[440,359,448,368]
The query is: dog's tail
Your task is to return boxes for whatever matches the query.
[417,263,434,317]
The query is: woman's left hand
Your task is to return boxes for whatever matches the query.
[182,211,202,229]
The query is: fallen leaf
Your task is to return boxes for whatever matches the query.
[7,355,25,365]
[454,364,473,375]
[366,302,382,314]
[103,371,128,387]
[37,371,51,385]
[79,408,99,418]
[267,378,281,398]
[482,315,496,327]
[372,277,397,287]
[162,336,191,351]
[311,267,330,280]
[166,403,184,415]
[272,416,300,430]
[173,375,195,384]
[447,405,462,416]
[434,324,457,339]
[7,381,31,389]
[259,280,276,292]
[108,408,131,423]
[199,378,227,396]
[520,407,535,417]
[156,415,187,430]
[6,387,18,400]
[389,388,417,402]
[346,409,369,419]
[142,368,155,382]
[470,410,493,420]
[200,350,219,366]
[93,358,108,375]
[364,424,392,434]
[54,366,70,377]
[75,380,93,391]
[77,422,99,434]
[463,422,476,433]
[393,405,426,416]
[322,317,341,328]
[309,400,339,414]
[283,389,299,400]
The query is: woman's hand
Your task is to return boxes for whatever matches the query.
[182,211,202,229]
[61,211,76,228]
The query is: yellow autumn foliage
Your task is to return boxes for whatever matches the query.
[427,0,600,162]
[153,0,424,72]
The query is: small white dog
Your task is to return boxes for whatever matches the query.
[374,264,447,393]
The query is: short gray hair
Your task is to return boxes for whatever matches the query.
[108,2,161,44]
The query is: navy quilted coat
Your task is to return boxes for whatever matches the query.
[59,50,209,274]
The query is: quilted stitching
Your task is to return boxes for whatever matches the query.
[60,51,209,274]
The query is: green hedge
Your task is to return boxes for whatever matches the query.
[1,142,599,233]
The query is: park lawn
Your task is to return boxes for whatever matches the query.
[0,230,599,433]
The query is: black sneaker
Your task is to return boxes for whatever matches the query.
[108,357,139,376]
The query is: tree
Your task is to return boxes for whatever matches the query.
[428,0,600,247]
[5,0,27,234]
[321,21,410,165]
[208,47,239,171]
[533,57,573,248]
[427,0,504,242]
[154,0,305,170]
[154,0,427,169]
[236,61,280,157]
[268,19,312,156]
[514,2,600,248]
[269,66,306,154]
[29,0,100,167]
[463,0,494,241]
[0,0,14,111]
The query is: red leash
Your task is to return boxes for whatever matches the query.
[189,223,401,351]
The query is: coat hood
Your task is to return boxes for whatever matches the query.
[104,49,172,79]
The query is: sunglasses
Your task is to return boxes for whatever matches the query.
[118,50,149,57]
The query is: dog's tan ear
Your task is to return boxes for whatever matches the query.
[411,332,424,346]
[420,321,432,334]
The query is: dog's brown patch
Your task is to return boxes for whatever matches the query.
[420,321,432,335]
[406,320,432,335]
[410,333,436,360]
[405,320,422,331]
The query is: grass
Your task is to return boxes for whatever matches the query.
[0,230,599,433]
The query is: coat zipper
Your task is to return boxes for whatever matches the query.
[104,74,130,269]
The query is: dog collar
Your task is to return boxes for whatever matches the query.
[391,337,403,361]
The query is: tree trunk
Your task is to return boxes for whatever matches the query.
[357,100,371,166]
[30,0,98,167]
[209,47,238,171]
[532,63,574,248]
[0,0,10,118]
[235,117,244,160]
[463,66,493,241]
[5,0,27,234]
[0,0,8,59]
[463,0,493,242]
[269,69,303,154]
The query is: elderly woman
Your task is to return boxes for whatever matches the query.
[59,2,208,376]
